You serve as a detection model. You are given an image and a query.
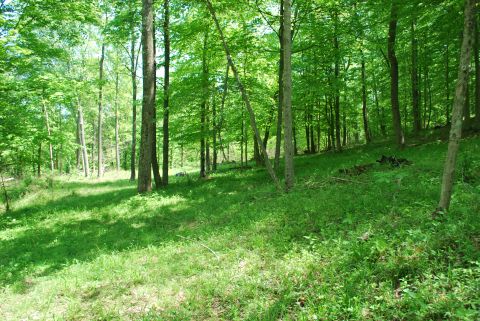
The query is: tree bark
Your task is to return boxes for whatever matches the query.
[97,43,105,178]
[388,0,405,148]
[138,0,155,193]
[130,33,139,181]
[151,15,162,189]
[162,0,170,185]
[334,15,342,151]
[438,0,475,211]
[282,0,295,191]
[41,97,54,173]
[77,97,90,177]
[205,0,281,190]
[200,31,208,178]
[115,72,121,171]
[361,57,371,143]
[212,95,218,171]
[475,10,480,125]
[445,43,451,125]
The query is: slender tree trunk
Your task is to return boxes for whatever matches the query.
[438,0,475,211]
[151,16,161,188]
[138,0,155,193]
[446,43,451,125]
[217,63,229,162]
[76,115,80,169]
[91,120,96,174]
[200,31,208,178]
[334,16,342,151]
[274,0,285,170]
[361,57,371,143]
[41,98,54,173]
[37,143,41,176]
[1,171,10,212]
[263,103,276,151]
[411,18,422,134]
[206,103,211,173]
[388,0,405,148]
[115,72,121,171]
[205,0,281,190]
[464,76,471,121]
[77,98,90,177]
[325,96,331,150]
[162,0,170,185]
[282,0,295,190]
[373,71,387,136]
[475,11,480,125]
[151,102,162,188]
[97,43,105,178]
[213,95,218,170]
[130,35,138,181]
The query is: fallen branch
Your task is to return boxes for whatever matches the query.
[330,176,367,185]
[177,235,220,260]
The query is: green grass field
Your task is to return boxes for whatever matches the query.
[1,137,479,320]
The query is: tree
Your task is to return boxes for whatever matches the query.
[97,43,106,178]
[138,0,155,193]
[205,0,281,190]
[162,0,171,185]
[282,0,295,191]
[438,0,476,211]
[388,0,405,148]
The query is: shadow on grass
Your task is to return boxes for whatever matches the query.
[0,170,282,289]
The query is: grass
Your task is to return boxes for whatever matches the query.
[0,137,479,320]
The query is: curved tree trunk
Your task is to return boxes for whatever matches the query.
[205,0,281,190]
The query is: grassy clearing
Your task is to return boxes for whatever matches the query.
[1,137,479,320]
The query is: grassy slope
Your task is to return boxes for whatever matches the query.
[0,137,479,321]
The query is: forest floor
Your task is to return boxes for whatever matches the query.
[1,136,480,321]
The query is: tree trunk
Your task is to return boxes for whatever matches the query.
[77,98,90,177]
[151,102,162,188]
[388,0,405,148]
[213,95,218,171]
[162,0,170,185]
[200,31,208,178]
[130,34,138,181]
[282,0,295,190]
[97,43,105,178]
[361,57,371,143]
[411,18,422,134]
[76,115,80,170]
[138,0,155,193]
[438,0,475,211]
[475,11,480,125]
[37,143,41,176]
[151,15,161,188]
[41,98,54,173]
[274,0,284,171]
[205,0,281,190]
[115,72,121,171]
[445,43,451,125]
[217,63,229,162]
[334,16,342,151]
